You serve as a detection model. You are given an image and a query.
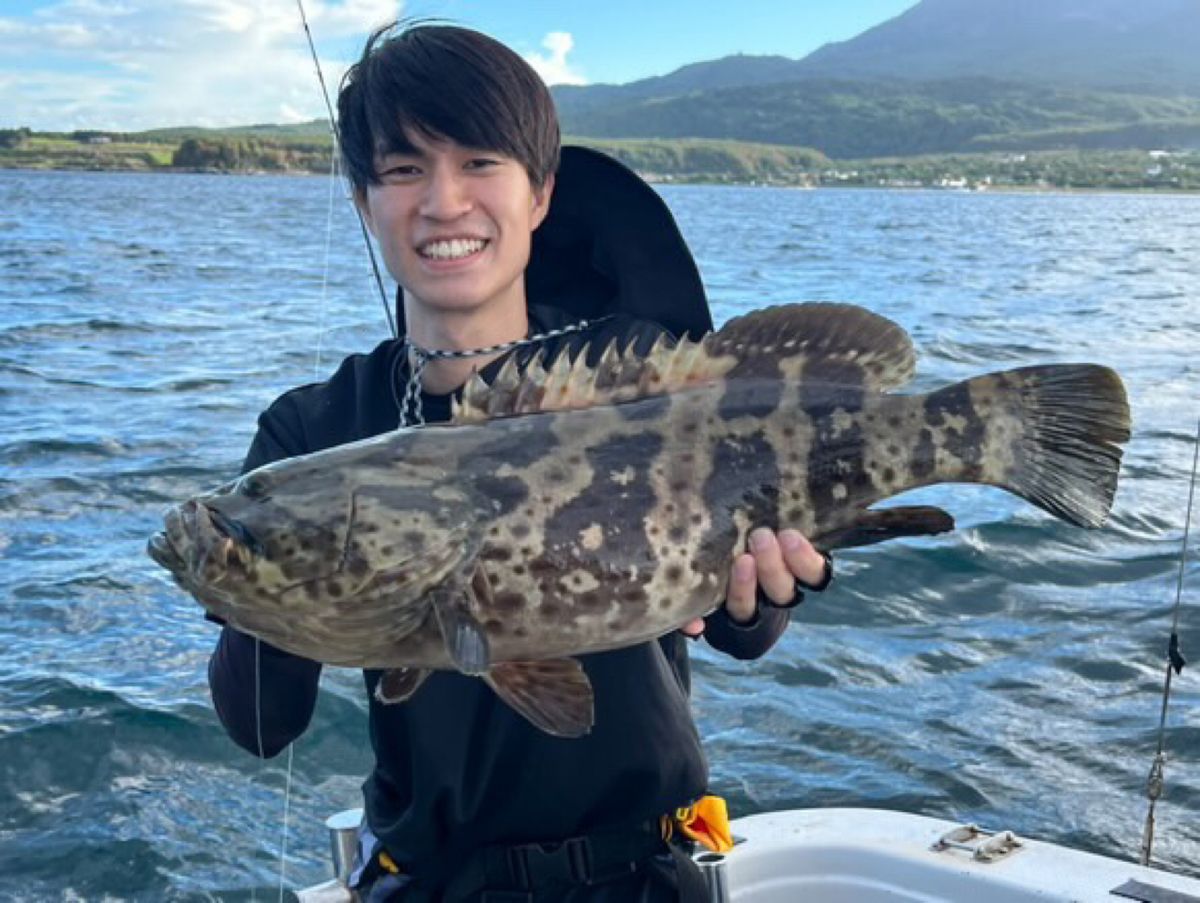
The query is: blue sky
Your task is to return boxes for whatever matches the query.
[0,0,916,131]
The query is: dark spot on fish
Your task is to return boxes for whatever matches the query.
[580,591,605,609]
[482,546,512,562]
[691,513,703,525]
[546,467,568,484]
[670,479,689,493]
[912,428,936,479]
[495,592,524,613]
[513,564,526,575]
[622,587,647,603]
[882,466,896,484]
[665,564,684,584]
[347,557,370,578]
[488,573,501,586]
[484,618,505,635]
[327,581,342,597]
[887,444,900,457]
[888,416,902,428]
[511,522,531,539]
[529,557,557,576]
[540,601,563,618]
[668,525,688,544]
[380,545,395,557]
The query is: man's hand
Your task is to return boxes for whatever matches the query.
[681,528,829,637]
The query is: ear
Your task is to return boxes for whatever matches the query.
[530,172,555,230]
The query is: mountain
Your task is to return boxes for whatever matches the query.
[795,0,1200,95]
[550,0,1200,157]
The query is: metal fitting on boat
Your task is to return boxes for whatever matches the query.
[325,808,363,885]
[695,851,731,902]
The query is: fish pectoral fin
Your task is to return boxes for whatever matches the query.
[374,667,431,704]
[431,567,492,676]
[815,505,956,551]
[484,659,595,738]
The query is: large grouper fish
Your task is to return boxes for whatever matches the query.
[149,304,1130,737]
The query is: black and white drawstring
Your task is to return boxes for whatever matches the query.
[393,318,603,427]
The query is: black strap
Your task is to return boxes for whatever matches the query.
[437,818,667,899]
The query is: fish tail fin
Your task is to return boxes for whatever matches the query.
[951,364,1130,527]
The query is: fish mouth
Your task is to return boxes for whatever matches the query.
[148,501,259,581]
[147,530,183,572]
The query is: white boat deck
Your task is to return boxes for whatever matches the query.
[718,807,1200,902]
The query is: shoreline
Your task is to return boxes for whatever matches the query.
[4,161,1198,195]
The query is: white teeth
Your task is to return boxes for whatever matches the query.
[420,238,486,260]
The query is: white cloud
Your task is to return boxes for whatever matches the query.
[0,0,402,131]
[523,31,586,86]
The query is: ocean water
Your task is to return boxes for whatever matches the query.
[1,169,1198,900]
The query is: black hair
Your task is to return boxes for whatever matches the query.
[337,20,561,194]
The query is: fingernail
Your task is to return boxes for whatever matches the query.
[780,530,802,552]
[750,529,772,551]
[735,557,755,582]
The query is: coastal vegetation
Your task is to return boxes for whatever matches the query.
[1,126,1196,192]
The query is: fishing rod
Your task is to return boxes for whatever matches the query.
[1139,414,1197,867]
[294,0,397,339]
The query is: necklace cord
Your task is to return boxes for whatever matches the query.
[397,318,606,426]
[1139,414,1198,866]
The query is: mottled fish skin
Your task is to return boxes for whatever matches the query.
[148,303,1130,734]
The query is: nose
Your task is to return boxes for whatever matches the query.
[418,165,472,220]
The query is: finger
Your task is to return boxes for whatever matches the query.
[749,528,794,605]
[680,617,705,637]
[724,553,758,623]
[778,530,830,590]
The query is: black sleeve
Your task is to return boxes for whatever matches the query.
[207,397,323,759]
[701,599,791,661]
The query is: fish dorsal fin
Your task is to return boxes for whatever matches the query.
[451,331,730,422]
[707,303,916,390]
[450,303,915,423]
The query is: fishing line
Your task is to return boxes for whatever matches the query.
[1139,414,1198,866]
[294,0,396,339]
[313,150,339,383]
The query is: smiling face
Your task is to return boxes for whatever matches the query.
[357,132,555,329]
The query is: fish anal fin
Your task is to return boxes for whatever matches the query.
[484,659,595,738]
[374,667,431,704]
[814,505,955,551]
[431,563,492,676]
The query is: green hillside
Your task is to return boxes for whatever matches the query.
[559,79,1200,159]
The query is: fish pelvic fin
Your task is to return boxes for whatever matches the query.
[484,659,595,738]
[374,667,431,704]
[451,303,915,422]
[814,506,956,551]
[430,563,493,676]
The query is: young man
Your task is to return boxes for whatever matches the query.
[208,21,831,902]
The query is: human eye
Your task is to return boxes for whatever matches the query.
[464,156,502,171]
[376,158,421,180]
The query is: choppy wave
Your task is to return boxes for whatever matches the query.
[1,171,1198,897]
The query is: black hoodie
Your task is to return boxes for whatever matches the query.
[207,149,789,884]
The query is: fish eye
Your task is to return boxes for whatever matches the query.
[237,474,270,499]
